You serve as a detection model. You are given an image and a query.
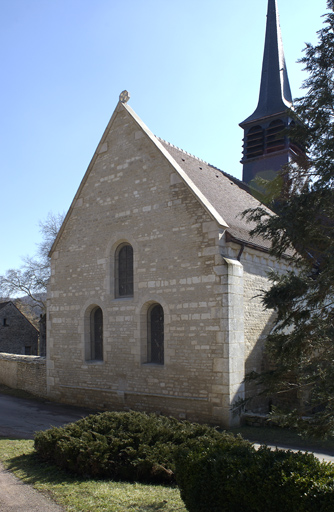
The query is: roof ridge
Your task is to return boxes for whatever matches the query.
[156,137,210,166]
[0,301,11,310]
[158,137,251,193]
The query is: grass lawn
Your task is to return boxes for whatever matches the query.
[1,433,333,512]
[0,438,187,512]
[0,384,333,511]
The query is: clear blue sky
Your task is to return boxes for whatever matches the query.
[0,0,327,276]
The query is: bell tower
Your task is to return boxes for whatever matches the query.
[240,0,297,185]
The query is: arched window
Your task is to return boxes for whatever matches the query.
[246,125,264,159]
[148,304,164,365]
[115,243,133,297]
[90,306,103,360]
[266,119,285,153]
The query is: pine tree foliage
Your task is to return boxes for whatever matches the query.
[243,1,334,437]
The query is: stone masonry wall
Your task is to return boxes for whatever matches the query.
[47,106,241,427]
[0,353,47,397]
[223,240,290,414]
[0,303,39,355]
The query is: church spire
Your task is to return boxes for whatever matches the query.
[242,0,293,124]
[240,0,295,185]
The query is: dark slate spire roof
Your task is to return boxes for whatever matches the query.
[240,0,293,126]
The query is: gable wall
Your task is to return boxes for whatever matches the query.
[47,108,234,426]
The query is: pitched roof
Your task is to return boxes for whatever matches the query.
[0,301,39,331]
[158,139,272,250]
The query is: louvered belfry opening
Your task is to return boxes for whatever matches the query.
[245,119,286,160]
[266,119,285,153]
[289,120,305,155]
[246,125,265,159]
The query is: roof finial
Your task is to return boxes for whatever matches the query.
[119,90,130,103]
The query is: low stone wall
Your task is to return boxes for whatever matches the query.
[0,353,47,398]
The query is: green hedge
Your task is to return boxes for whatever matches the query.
[175,441,334,512]
[34,411,249,484]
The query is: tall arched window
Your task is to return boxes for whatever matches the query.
[115,243,133,297]
[90,306,103,360]
[148,304,164,365]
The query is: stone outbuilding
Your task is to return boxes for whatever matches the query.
[0,301,39,356]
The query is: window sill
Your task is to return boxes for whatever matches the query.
[142,362,165,368]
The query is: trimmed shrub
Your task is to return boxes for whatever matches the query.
[34,411,249,484]
[175,441,334,512]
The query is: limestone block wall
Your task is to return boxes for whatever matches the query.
[0,353,47,397]
[242,249,289,374]
[222,240,290,413]
[219,256,245,426]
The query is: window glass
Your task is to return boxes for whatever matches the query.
[90,306,103,360]
[116,244,134,297]
[148,304,164,364]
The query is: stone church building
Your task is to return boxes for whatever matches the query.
[46,0,297,427]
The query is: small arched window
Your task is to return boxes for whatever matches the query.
[115,243,134,297]
[266,119,285,153]
[90,306,103,360]
[148,304,164,365]
[246,125,264,159]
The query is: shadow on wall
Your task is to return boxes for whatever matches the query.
[242,311,275,416]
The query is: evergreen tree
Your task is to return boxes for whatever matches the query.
[244,1,334,437]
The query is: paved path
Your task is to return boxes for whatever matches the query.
[253,443,334,464]
[0,463,64,512]
[0,392,93,511]
[0,393,94,439]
